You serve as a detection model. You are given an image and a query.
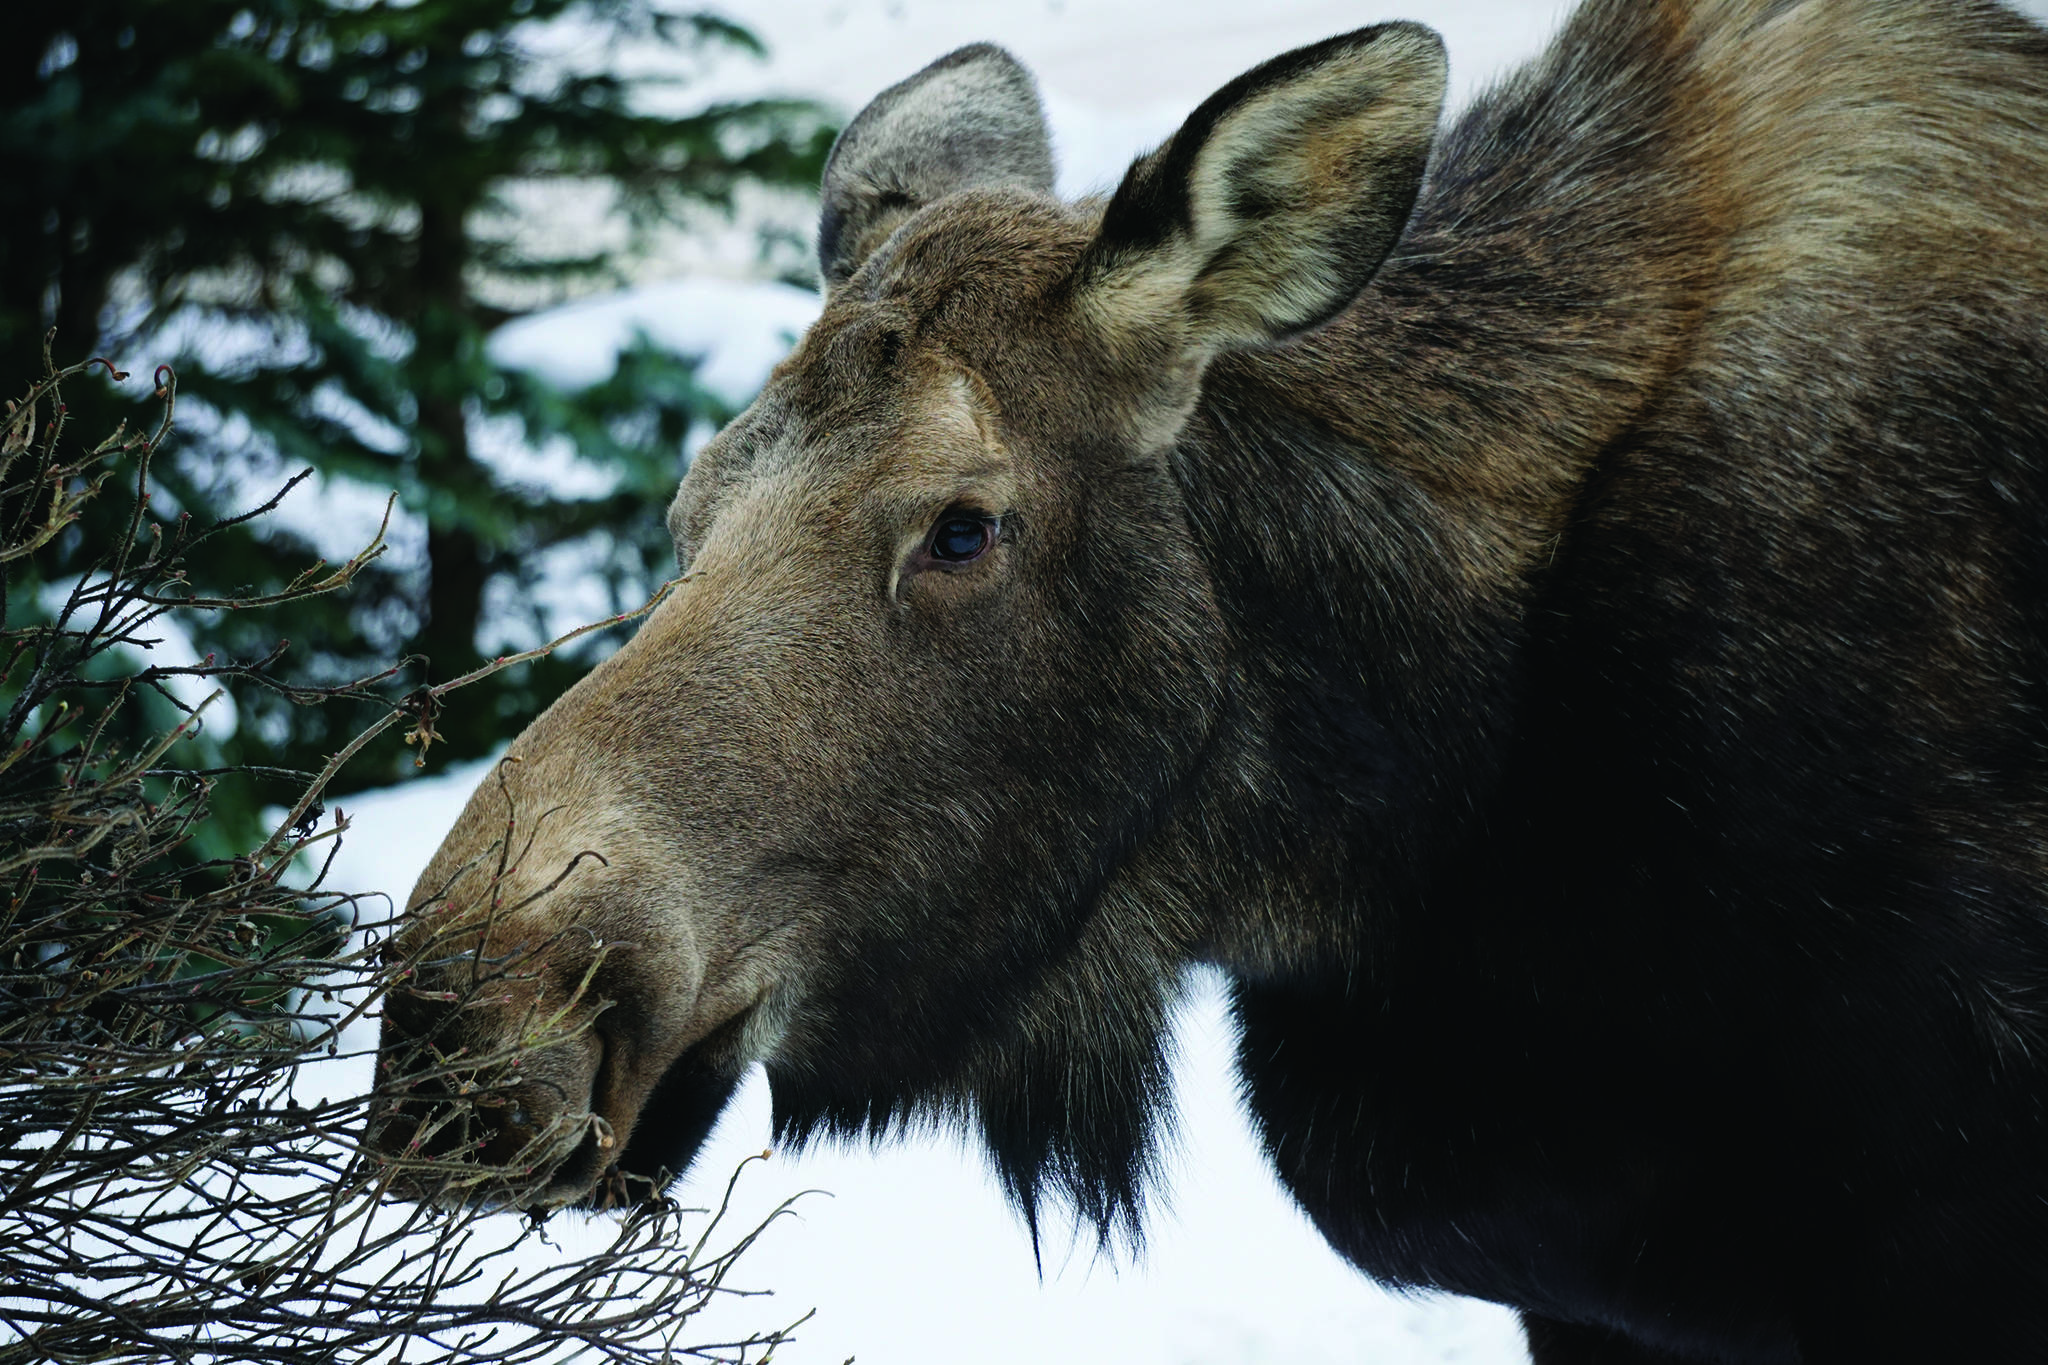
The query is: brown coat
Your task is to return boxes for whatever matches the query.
[380,2,2048,1359]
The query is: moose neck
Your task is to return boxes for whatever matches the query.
[1164,14,1729,978]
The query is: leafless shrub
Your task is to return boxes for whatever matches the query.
[0,337,803,1363]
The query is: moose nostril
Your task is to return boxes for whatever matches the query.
[372,964,618,1202]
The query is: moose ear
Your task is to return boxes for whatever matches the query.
[1082,23,1446,350]
[818,44,1055,291]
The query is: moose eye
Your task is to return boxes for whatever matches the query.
[927,513,998,565]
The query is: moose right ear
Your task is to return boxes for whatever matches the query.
[1080,23,1446,353]
[818,44,1056,292]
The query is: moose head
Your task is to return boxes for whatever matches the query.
[373,24,1447,1231]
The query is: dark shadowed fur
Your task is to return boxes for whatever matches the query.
[379,1,2048,1359]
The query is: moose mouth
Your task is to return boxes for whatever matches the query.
[572,1014,751,1210]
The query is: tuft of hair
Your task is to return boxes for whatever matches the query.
[973,991,1181,1261]
[764,960,1184,1262]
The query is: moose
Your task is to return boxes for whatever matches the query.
[375,0,2048,1358]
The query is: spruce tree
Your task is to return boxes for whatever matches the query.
[1,0,833,842]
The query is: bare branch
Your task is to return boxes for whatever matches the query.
[0,349,809,1365]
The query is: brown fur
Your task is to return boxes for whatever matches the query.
[380,2,2048,1358]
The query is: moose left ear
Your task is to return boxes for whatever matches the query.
[1082,23,1446,351]
[818,44,1055,292]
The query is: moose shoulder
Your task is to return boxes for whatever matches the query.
[376,0,2048,1359]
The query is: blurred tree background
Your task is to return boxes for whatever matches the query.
[1,0,834,850]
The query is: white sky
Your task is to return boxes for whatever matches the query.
[695,0,1570,113]
[329,1,2048,1360]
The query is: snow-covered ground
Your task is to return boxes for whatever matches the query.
[318,1,2048,1360]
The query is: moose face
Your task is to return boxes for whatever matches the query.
[375,26,1445,1213]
